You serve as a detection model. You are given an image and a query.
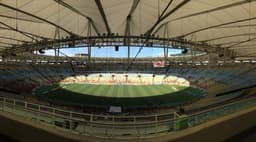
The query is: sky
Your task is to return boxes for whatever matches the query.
[39,46,183,58]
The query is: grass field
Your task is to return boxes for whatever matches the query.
[34,83,204,108]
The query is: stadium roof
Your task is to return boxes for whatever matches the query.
[0,0,256,58]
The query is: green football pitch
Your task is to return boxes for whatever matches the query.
[34,83,204,108]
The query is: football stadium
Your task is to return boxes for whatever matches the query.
[0,0,256,142]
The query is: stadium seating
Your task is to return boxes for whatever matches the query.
[61,73,189,86]
[1,62,256,110]
[0,63,73,94]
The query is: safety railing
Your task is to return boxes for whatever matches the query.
[0,96,256,139]
[188,97,256,127]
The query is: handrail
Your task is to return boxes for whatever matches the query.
[0,95,256,139]
[1,96,256,121]
[189,96,256,116]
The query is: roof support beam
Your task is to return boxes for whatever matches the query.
[0,26,50,40]
[0,3,76,36]
[145,0,190,35]
[215,38,256,49]
[125,0,140,36]
[225,37,256,49]
[0,41,18,46]
[128,0,190,69]
[172,0,256,22]
[124,17,131,36]
[128,0,140,16]
[0,22,36,41]
[0,45,11,49]
[199,33,256,42]
[125,0,140,65]
[0,14,43,23]
[152,23,166,35]
[215,41,244,46]
[129,0,188,67]
[229,44,256,49]
[95,0,111,34]
[153,0,256,35]
[53,0,100,36]
[178,16,256,38]
[217,24,256,29]
[0,36,30,43]
[159,0,174,20]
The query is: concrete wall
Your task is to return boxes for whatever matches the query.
[0,113,82,142]
[149,105,256,142]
